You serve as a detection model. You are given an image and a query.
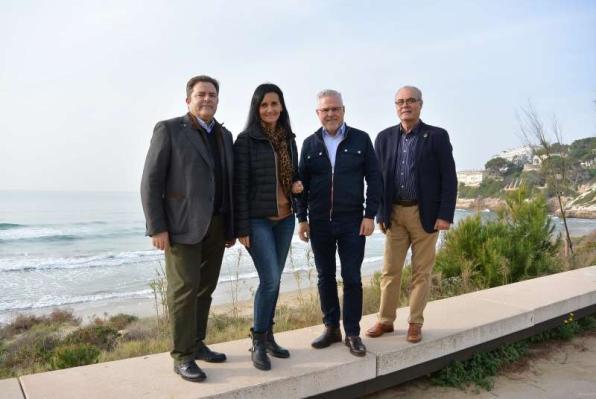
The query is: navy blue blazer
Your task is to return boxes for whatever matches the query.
[374,121,457,233]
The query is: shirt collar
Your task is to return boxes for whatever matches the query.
[196,116,215,134]
[322,122,346,139]
[399,120,421,136]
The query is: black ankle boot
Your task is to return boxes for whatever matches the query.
[250,329,271,371]
[265,327,290,358]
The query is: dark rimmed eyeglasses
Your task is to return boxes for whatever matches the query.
[317,106,344,114]
[395,98,419,106]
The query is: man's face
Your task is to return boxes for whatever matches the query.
[395,88,422,124]
[316,95,345,134]
[186,81,219,122]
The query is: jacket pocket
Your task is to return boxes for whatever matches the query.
[338,147,364,171]
[165,198,189,234]
[306,151,329,173]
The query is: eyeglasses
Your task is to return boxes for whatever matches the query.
[317,106,344,114]
[395,98,419,107]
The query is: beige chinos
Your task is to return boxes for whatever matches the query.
[378,204,438,325]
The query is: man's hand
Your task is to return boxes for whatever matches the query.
[359,218,375,236]
[225,239,236,248]
[434,218,451,231]
[151,231,170,251]
[378,222,387,234]
[239,236,250,248]
[298,222,310,242]
[292,180,304,194]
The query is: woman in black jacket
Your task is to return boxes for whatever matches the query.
[233,83,302,371]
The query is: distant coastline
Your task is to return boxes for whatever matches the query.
[456,197,596,219]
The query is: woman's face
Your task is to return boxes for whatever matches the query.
[259,92,283,127]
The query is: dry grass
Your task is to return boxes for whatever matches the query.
[566,231,596,270]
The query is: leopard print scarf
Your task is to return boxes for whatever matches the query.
[261,123,293,199]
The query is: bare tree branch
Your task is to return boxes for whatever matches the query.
[517,102,574,256]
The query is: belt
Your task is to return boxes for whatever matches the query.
[393,199,418,207]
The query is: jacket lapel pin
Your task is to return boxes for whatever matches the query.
[423,133,428,138]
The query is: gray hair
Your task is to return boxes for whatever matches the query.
[317,89,343,104]
[396,85,423,101]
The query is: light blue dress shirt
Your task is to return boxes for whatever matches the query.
[322,122,346,170]
[196,117,215,134]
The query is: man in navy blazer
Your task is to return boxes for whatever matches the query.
[365,86,457,343]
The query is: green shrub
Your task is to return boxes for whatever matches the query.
[1,326,61,371]
[108,314,138,330]
[0,310,80,340]
[119,319,160,342]
[50,344,100,370]
[432,341,528,390]
[0,339,6,360]
[528,314,594,343]
[64,325,119,351]
[48,309,80,325]
[0,315,45,338]
[436,186,561,289]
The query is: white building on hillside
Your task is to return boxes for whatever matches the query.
[457,170,484,187]
[491,145,535,166]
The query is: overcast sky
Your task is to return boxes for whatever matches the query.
[1,0,594,192]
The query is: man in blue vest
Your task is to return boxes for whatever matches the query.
[366,86,457,343]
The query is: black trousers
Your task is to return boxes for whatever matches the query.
[309,217,365,336]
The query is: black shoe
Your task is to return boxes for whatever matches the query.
[311,326,342,349]
[344,336,366,357]
[174,360,206,382]
[250,329,271,371]
[265,328,290,358]
[195,342,227,363]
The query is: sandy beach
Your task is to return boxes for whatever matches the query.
[1,268,378,324]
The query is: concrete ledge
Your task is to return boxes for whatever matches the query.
[471,267,596,324]
[19,325,375,399]
[365,296,534,376]
[0,378,23,399]
[12,266,596,399]
[368,267,596,377]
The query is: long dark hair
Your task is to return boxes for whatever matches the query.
[244,83,293,133]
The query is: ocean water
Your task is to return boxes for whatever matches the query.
[0,191,593,322]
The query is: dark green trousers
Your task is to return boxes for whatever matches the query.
[165,215,225,362]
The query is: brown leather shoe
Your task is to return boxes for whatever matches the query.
[365,322,394,338]
[407,323,422,343]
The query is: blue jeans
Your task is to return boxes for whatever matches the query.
[309,217,365,336]
[248,215,295,333]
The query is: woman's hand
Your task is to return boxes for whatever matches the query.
[292,180,304,194]
[239,236,250,248]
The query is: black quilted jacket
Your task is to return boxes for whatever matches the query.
[233,126,299,237]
